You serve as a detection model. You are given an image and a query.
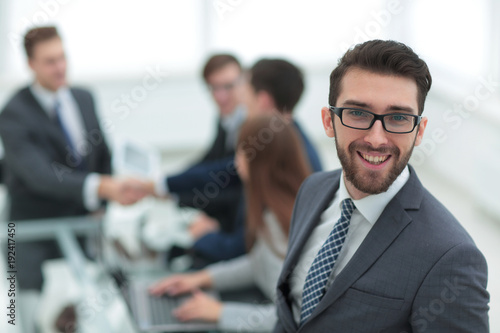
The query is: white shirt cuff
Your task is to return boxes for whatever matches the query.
[155,174,168,197]
[83,173,102,211]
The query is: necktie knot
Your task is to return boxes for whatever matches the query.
[341,198,356,222]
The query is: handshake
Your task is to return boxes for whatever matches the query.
[98,175,157,206]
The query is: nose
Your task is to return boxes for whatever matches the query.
[363,119,388,147]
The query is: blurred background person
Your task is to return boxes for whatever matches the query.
[0,26,145,290]
[188,58,323,261]
[148,58,323,265]
[149,114,312,332]
[244,58,322,171]
[154,54,246,237]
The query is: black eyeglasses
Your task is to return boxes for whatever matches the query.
[329,106,421,134]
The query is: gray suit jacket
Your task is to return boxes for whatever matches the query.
[274,166,489,332]
[0,86,111,220]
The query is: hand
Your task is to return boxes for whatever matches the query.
[148,271,212,296]
[140,180,158,197]
[98,176,148,205]
[173,289,222,323]
[189,213,220,240]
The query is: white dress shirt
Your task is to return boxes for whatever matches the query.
[290,166,410,324]
[220,105,246,151]
[30,82,102,211]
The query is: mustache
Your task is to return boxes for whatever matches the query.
[348,142,400,156]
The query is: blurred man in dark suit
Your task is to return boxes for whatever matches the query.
[0,26,145,289]
[153,54,246,238]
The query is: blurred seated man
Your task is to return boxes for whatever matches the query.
[144,58,323,263]
[156,54,245,235]
[0,26,145,290]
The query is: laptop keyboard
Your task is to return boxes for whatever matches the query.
[148,294,183,325]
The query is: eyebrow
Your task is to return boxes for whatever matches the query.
[341,99,416,114]
[386,104,415,113]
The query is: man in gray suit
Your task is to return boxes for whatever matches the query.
[274,40,489,332]
[0,26,146,290]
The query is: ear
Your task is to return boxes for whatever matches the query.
[256,91,275,113]
[414,116,428,146]
[321,106,335,138]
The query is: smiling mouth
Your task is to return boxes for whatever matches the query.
[360,152,390,165]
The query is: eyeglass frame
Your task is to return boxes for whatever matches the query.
[329,106,422,134]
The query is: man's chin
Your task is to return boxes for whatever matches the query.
[42,80,66,92]
[349,172,393,195]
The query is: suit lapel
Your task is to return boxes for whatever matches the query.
[24,88,70,155]
[305,166,424,324]
[281,171,341,283]
[277,171,341,332]
[70,88,92,133]
[70,88,93,167]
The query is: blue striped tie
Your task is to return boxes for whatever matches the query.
[53,100,86,171]
[300,198,356,325]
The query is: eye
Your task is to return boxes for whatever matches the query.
[389,114,410,122]
[348,110,369,117]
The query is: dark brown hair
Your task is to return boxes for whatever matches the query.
[24,26,60,59]
[250,59,304,114]
[237,115,311,253]
[329,40,432,115]
[202,54,241,82]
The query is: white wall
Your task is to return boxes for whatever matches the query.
[0,0,499,219]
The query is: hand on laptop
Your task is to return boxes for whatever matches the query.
[149,270,212,296]
[173,289,221,323]
[98,176,149,205]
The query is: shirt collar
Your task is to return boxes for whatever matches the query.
[220,104,246,131]
[338,165,410,224]
[30,82,70,115]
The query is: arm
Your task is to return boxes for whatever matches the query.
[192,223,246,261]
[191,194,246,261]
[206,254,255,292]
[0,109,87,204]
[0,108,144,207]
[411,242,489,332]
[219,302,277,332]
[166,156,240,196]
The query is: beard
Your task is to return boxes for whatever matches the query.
[335,138,415,195]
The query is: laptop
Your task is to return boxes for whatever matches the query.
[124,277,219,332]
